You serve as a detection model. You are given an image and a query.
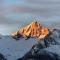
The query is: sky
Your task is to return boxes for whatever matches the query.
[0,0,60,35]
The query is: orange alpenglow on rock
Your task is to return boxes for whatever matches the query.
[11,21,49,39]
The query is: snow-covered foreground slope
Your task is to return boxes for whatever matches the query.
[0,35,37,60]
[0,29,60,60]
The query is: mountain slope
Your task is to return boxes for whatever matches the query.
[17,29,60,60]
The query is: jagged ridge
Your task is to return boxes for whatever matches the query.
[11,21,49,40]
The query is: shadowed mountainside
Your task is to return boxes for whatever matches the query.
[17,29,60,60]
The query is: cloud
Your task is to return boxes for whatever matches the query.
[26,0,60,3]
[0,0,60,25]
[10,0,60,18]
[0,0,60,35]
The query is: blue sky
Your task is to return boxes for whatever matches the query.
[0,0,60,35]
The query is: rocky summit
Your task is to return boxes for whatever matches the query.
[11,21,49,40]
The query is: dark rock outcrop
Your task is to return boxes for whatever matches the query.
[0,53,7,60]
[17,29,60,60]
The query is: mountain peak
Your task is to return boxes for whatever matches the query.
[11,21,49,40]
[31,21,38,24]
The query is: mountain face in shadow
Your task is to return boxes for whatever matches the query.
[0,53,7,60]
[11,21,49,40]
[17,29,60,60]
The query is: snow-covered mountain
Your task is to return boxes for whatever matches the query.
[0,21,60,60]
[0,35,37,60]
[17,29,60,60]
[0,28,60,60]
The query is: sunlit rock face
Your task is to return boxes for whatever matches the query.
[11,21,49,40]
